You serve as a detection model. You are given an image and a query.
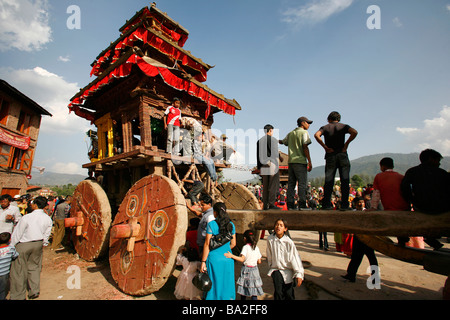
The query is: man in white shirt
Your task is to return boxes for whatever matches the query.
[266,219,304,299]
[181,117,203,157]
[9,196,53,300]
[0,194,22,235]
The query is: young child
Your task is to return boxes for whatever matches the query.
[185,217,200,255]
[224,230,264,300]
[0,232,19,300]
[266,218,304,300]
[174,245,202,300]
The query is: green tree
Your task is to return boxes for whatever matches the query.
[351,174,364,188]
[51,184,77,197]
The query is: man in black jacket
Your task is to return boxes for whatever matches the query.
[257,124,281,210]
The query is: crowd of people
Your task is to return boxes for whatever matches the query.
[255,111,449,247]
[0,193,72,300]
[1,108,449,301]
[178,110,449,300]
[176,195,304,300]
[164,97,236,162]
[175,112,449,301]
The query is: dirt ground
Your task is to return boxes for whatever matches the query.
[30,230,449,301]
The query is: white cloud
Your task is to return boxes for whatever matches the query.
[0,66,89,134]
[51,162,86,175]
[396,105,450,156]
[0,0,52,52]
[396,127,418,134]
[392,17,403,28]
[58,55,71,63]
[446,4,450,11]
[281,0,354,27]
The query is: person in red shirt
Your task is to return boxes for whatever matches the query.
[369,157,414,246]
[164,97,182,155]
[370,157,410,211]
[185,217,200,255]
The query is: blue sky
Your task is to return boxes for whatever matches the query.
[1,0,450,177]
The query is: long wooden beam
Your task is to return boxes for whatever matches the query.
[227,209,450,237]
[356,235,450,276]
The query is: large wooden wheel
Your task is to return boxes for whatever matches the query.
[109,174,188,296]
[65,180,112,261]
[215,182,262,250]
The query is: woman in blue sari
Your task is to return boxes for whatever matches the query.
[200,202,236,300]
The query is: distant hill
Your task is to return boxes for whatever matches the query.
[28,152,449,186]
[308,152,450,179]
[28,171,86,186]
[231,152,450,183]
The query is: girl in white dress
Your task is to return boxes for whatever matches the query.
[174,246,202,300]
[224,230,264,300]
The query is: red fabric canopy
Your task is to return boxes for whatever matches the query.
[121,7,188,47]
[69,55,236,120]
[90,26,206,82]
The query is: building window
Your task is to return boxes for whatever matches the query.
[17,110,32,135]
[0,142,33,172]
[19,148,33,171]
[0,143,12,167]
[12,148,24,170]
[0,98,9,126]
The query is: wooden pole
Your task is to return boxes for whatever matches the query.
[226,209,450,237]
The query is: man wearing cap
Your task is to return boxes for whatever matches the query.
[279,117,313,210]
[314,111,358,210]
[257,124,282,210]
[164,98,182,155]
[217,134,235,165]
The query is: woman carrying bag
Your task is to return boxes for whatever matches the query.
[200,202,236,300]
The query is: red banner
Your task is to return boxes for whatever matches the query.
[0,127,30,150]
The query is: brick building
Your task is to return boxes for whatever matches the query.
[0,80,52,197]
